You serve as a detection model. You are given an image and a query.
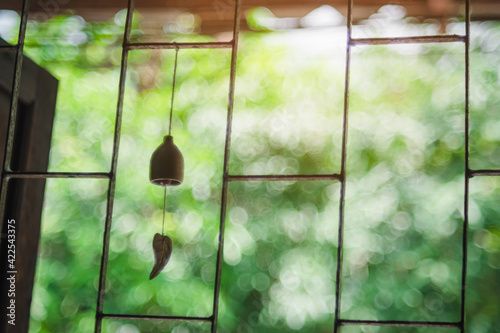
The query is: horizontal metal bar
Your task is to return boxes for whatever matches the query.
[99,313,213,323]
[127,41,233,50]
[228,174,342,182]
[3,172,110,179]
[469,169,500,177]
[351,35,465,46]
[339,319,461,328]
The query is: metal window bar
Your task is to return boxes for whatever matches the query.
[3,172,110,179]
[127,41,233,50]
[351,34,466,45]
[469,169,500,177]
[211,0,242,331]
[228,174,343,182]
[333,0,353,331]
[461,1,472,332]
[339,319,462,328]
[1,0,499,332]
[93,0,135,329]
[100,313,212,322]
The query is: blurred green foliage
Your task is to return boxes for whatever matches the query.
[1,9,499,333]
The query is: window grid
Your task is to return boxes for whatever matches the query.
[2,0,499,332]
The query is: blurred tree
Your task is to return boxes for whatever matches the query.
[1,11,498,333]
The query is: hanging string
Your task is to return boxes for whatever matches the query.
[162,186,167,235]
[163,46,178,235]
[168,46,179,136]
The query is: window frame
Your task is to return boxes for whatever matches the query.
[3,0,498,332]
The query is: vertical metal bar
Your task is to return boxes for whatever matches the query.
[333,0,353,332]
[211,0,242,331]
[460,0,471,332]
[94,0,134,331]
[0,0,30,231]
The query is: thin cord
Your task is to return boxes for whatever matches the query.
[168,46,179,136]
[162,186,167,235]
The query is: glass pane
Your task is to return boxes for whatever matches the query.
[29,179,107,332]
[467,177,500,333]
[342,44,465,322]
[23,1,128,172]
[104,48,231,317]
[230,28,346,175]
[218,181,339,332]
[102,319,211,333]
[352,1,466,39]
[469,22,500,170]
[132,0,235,43]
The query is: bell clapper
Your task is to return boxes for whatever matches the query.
[149,185,173,280]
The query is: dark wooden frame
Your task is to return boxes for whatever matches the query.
[0,39,58,333]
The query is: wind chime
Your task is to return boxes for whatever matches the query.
[149,47,184,280]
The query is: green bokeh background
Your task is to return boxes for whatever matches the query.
[1,7,499,333]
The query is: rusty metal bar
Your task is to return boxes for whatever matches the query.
[211,0,242,332]
[4,172,110,179]
[460,1,471,332]
[339,319,461,328]
[469,169,500,177]
[94,0,135,332]
[100,313,212,323]
[0,0,30,232]
[333,0,352,332]
[351,34,465,46]
[228,174,342,182]
[127,41,233,50]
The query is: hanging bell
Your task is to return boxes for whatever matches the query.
[150,135,184,186]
